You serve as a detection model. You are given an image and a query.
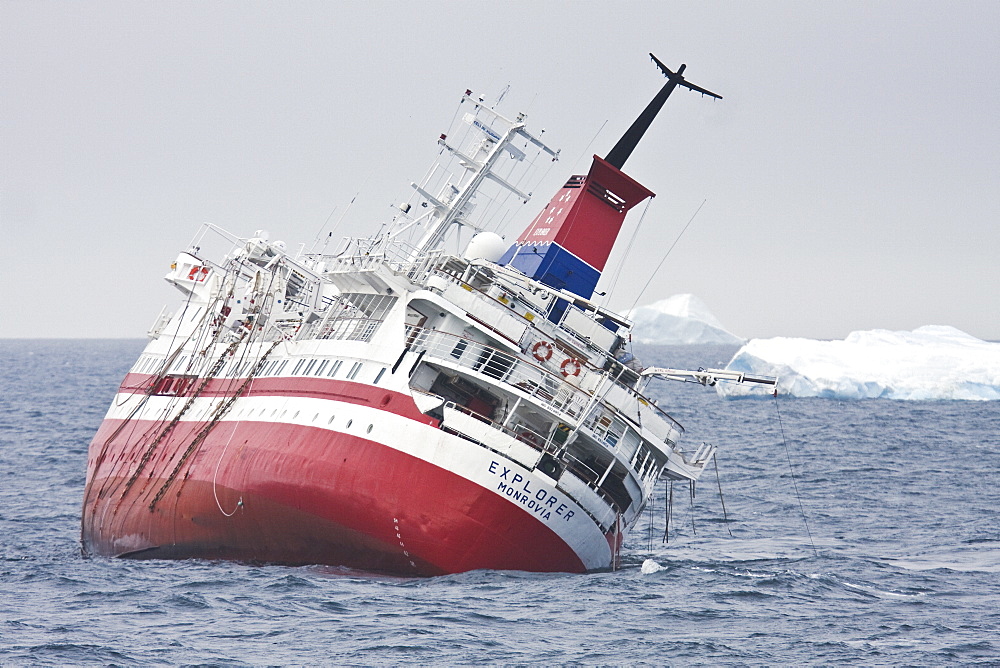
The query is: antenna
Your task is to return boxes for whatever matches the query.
[604,54,721,169]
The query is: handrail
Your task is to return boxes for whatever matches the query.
[406,325,592,423]
[443,401,625,518]
[444,401,558,458]
[423,265,684,435]
[407,325,683,440]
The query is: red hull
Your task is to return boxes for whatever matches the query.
[82,414,588,576]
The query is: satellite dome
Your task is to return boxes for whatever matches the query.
[463,232,507,263]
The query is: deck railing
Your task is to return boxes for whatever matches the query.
[442,401,626,520]
[405,326,592,422]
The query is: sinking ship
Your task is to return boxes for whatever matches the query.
[82,56,774,575]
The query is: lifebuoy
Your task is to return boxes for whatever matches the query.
[531,341,553,362]
[560,358,581,377]
[186,265,210,282]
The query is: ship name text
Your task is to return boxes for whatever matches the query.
[488,460,575,523]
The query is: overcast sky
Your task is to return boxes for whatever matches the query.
[3,1,998,341]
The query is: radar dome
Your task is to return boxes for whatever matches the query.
[463,232,507,263]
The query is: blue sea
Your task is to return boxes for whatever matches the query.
[2,339,998,665]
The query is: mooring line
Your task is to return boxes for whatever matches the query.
[773,394,819,557]
[713,453,733,537]
[662,480,673,544]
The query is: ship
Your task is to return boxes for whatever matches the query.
[81,55,775,575]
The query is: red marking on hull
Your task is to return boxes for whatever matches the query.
[116,375,436,425]
[82,415,588,576]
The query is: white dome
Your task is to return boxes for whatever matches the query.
[463,232,508,263]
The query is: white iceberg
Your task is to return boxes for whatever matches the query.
[719,325,1000,400]
[629,294,744,345]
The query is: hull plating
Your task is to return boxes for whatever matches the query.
[82,390,605,575]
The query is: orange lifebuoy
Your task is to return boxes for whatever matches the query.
[531,341,553,362]
[186,265,210,282]
[560,358,581,377]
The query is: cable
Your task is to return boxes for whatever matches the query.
[662,479,673,544]
[628,199,706,313]
[773,394,819,557]
[602,196,652,309]
[713,453,733,537]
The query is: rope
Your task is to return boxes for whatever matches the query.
[713,453,733,537]
[773,393,819,557]
[603,197,652,310]
[148,339,281,510]
[98,264,243,504]
[662,479,673,544]
[570,120,608,173]
[208,289,281,519]
[689,480,697,536]
[629,199,706,313]
[211,421,244,517]
[120,333,247,499]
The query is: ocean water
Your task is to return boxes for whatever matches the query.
[2,339,999,665]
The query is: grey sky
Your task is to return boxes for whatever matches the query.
[3,1,998,340]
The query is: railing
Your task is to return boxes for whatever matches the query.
[147,306,174,339]
[309,237,685,442]
[422,263,684,438]
[316,238,443,284]
[297,293,397,343]
[443,401,626,521]
[406,326,592,422]
[407,325,685,446]
[444,402,557,457]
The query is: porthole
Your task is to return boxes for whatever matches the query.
[366,424,373,434]
[293,410,300,419]
[328,415,335,424]
[313,413,319,421]
[346,419,353,429]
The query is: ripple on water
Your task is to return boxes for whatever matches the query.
[2,341,999,665]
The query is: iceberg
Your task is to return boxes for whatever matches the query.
[719,325,1000,400]
[629,294,745,345]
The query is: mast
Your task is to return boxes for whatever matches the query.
[499,55,720,309]
[604,54,721,169]
[410,92,558,257]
